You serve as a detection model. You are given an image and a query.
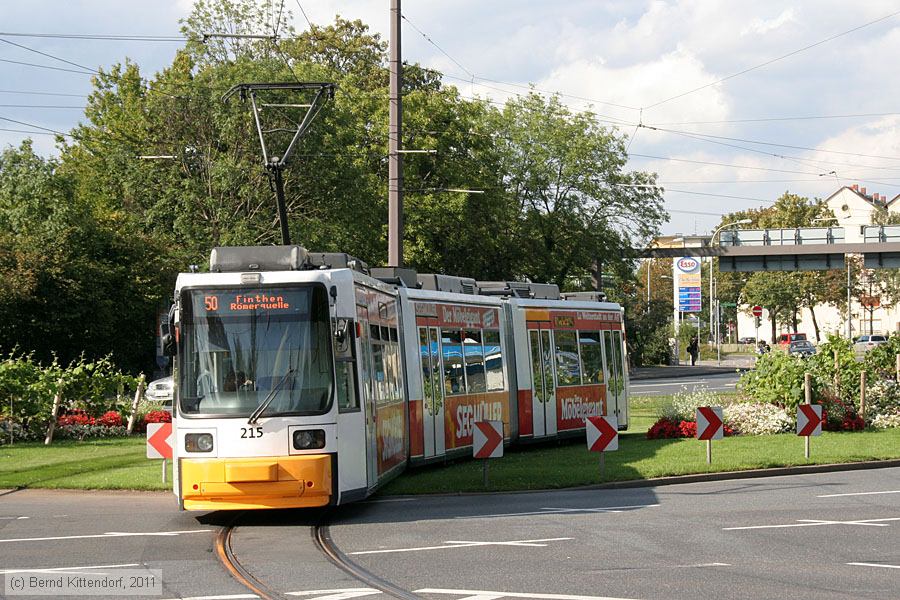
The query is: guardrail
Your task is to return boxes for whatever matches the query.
[719,227,844,246]
[863,225,900,243]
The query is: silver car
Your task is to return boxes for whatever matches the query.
[788,340,816,357]
[853,334,888,354]
[145,375,173,409]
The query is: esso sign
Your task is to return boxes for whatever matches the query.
[676,257,700,273]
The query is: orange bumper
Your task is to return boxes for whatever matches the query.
[180,454,332,510]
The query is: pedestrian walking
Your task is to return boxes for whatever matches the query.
[688,335,699,366]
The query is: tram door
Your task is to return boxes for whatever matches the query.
[529,329,557,437]
[419,327,445,458]
[603,330,625,420]
[360,322,378,487]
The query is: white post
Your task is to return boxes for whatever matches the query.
[126,374,146,435]
[162,458,167,484]
[44,379,64,446]
[706,438,712,465]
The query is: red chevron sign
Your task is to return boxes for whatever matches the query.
[473,420,503,459]
[146,422,173,459]
[586,415,618,452]
[696,406,724,440]
[797,404,823,437]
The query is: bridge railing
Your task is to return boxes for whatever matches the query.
[863,225,900,243]
[719,227,844,246]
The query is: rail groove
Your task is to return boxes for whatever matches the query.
[313,519,421,600]
[214,512,284,600]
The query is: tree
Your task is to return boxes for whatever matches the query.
[489,93,665,288]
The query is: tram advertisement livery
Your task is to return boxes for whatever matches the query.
[169,245,628,510]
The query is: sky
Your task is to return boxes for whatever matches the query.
[2,0,900,236]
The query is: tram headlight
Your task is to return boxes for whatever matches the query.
[292,429,325,450]
[185,433,214,453]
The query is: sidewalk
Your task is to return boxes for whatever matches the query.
[630,354,755,381]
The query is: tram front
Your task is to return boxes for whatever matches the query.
[171,247,337,510]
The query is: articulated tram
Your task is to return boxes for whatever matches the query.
[166,246,628,510]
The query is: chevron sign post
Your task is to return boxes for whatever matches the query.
[586,415,618,481]
[797,404,823,459]
[696,406,723,464]
[473,420,503,487]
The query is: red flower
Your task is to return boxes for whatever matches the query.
[142,410,172,425]
[97,411,123,428]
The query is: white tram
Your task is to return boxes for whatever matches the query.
[166,246,628,510]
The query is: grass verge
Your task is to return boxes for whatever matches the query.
[1,396,897,494]
[0,437,171,491]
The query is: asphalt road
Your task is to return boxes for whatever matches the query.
[1,467,898,599]
[629,372,741,396]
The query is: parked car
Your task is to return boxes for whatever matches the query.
[144,375,173,410]
[788,340,816,357]
[853,334,888,354]
[738,337,756,345]
[777,333,807,346]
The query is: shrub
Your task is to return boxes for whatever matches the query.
[143,410,172,425]
[647,418,683,439]
[863,379,900,424]
[739,351,815,409]
[819,391,860,431]
[657,386,730,422]
[56,424,128,441]
[723,402,794,436]
[96,411,123,428]
[872,411,900,429]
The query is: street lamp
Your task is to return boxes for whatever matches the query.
[710,219,752,364]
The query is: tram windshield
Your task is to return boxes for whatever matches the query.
[179,285,334,417]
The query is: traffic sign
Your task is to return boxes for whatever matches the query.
[696,407,724,441]
[751,305,763,317]
[721,302,737,308]
[586,415,619,452]
[473,420,503,459]
[147,422,173,459]
[797,404,823,437]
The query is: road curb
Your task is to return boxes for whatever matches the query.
[376,459,900,501]
[629,367,750,381]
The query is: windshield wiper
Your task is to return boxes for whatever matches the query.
[247,369,295,425]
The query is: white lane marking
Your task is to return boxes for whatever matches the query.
[725,517,900,531]
[0,529,212,543]
[0,562,140,575]
[818,490,900,498]
[454,595,507,600]
[162,595,259,600]
[286,590,382,600]
[457,504,659,520]
[415,589,639,600]
[679,562,731,568]
[364,498,417,504]
[0,516,29,520]
[349,537,572,555]
[847,562,900,570]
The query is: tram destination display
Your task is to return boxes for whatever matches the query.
[191,288,312,317]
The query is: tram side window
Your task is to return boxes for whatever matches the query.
[442,329,465,395]
[335,320,359,413]
[554,330,581,386]
[418,328,433,404]
[578,331,604,384]
[384,328,401,401]
[369,324,385,404]
[483,329,505,391]
[464,329,486,393]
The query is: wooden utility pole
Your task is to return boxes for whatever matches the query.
[387,0,404,266]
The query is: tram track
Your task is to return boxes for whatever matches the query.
[215,510,421,600]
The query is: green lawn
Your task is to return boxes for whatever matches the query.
[380,395,900,495]
[0,437,171,491]
[1,400,898,494]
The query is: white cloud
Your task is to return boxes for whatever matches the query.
[741,8,797,36]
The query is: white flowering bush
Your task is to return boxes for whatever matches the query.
[864,380,900,424]
[871,411,900,430]
[657,386,726,422]
[723,402,794,436]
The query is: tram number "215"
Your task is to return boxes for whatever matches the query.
[240,427,264,439]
